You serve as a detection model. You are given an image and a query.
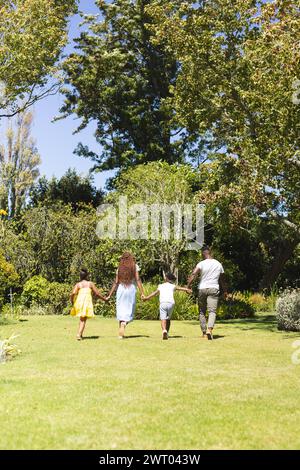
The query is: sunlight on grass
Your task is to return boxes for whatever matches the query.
[0,315,299,450]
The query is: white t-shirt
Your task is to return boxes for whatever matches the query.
[158,282,176,304]
[197,258,224,289]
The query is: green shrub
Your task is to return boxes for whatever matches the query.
[247,292,268,311]
[217,293,255,319]
[45,282,72,315]
[21,304,55,316]
[276,288,300,332]
[94,297,115,317]
[243,291,277,313]
[21,276,49,306]
[1,303,24,319]
[0,334,21,363]
[21,276,71,314]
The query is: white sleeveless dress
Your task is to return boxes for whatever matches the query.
[116,264,139,323]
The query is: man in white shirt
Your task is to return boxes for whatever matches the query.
[188,246,228,340]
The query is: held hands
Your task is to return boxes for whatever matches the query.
[141,294,147,301]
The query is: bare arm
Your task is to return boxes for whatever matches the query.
[70,284,79,305]
[187,266,201,288]
[175,286,192,294]
[90,282,107,302]
[107,273,119,299]
[142,289,159,301]
[135,270,144,296]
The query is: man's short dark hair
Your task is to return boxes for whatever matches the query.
[201,245,211,253]
[165,272,176,282]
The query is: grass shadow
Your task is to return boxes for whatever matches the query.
[278,332,300,340]
[124,335,150,339]
[183,314,277,332]
[0,317,17,326]
[222,314,277,332]
[82,336,100,340]
[211,335,225,340]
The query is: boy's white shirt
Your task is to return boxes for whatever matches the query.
[158,282,176,304]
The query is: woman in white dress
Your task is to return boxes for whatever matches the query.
[107,252,144,338]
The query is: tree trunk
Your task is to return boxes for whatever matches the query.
[259,238,299,290]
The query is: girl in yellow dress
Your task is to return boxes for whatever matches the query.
[70,268,107,340]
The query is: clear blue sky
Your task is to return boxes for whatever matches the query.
[28,1,114,189]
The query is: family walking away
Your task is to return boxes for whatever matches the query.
[70,246,228,341]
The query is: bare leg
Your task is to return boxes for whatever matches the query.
[119,321,126,338]
[77,317,87,339]
[166,319,171,333]
[161,320,168,340]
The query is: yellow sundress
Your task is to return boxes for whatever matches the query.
[70,287,94,318]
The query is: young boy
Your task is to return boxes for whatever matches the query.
[142,272,192,340]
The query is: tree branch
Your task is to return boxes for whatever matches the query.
[0,83,61,119]
[270,210,300,236]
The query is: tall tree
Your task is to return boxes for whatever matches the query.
[30,169,104,211]
[0,111,41,217]
[0,0,77,118]
[101,161,199,273]
[148,0,300,288]
[60,0,196,172]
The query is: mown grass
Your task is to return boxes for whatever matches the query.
[0,314,299,450]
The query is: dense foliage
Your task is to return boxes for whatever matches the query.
[0,0,78,117]
[60,0,200,171]
[0,2,299,318]
[147,0,300,288]
[30,169,104,211]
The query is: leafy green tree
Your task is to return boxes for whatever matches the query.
[60,0,196,171]
[0,0,77,118]
[148,0,300,288]
[30,169,104,211]
[0,111,41,217]
[7,203,116,286]
[101,161,200,274]
[0,225,36,284]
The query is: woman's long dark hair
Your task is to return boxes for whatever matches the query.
[118,252,136,285]
[80,268,89,281]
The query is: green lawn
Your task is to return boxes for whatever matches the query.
[0,314,299,450]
